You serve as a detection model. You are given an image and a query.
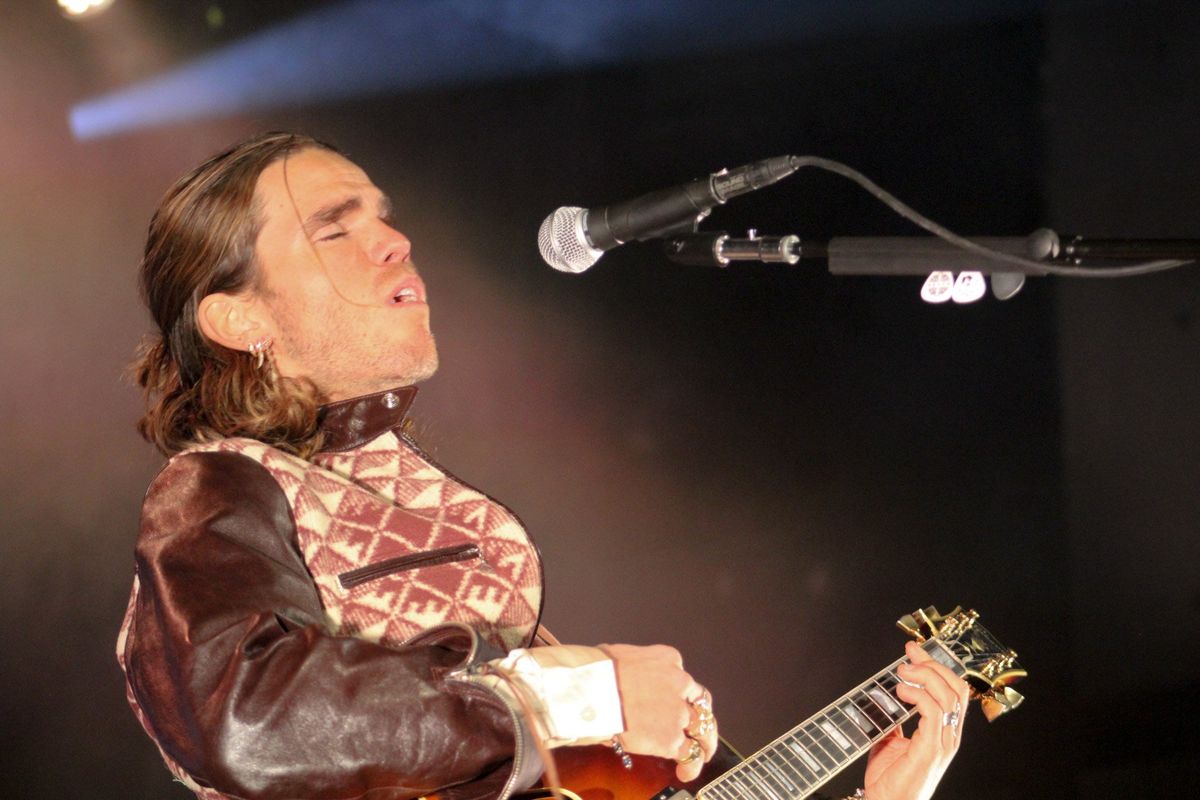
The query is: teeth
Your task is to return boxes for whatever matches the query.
[393,287,419,303]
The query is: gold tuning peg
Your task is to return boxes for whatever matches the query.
[896,606,969,641]
[896,607,941,641]
[980,686,1025,722]
[896,613,924,641]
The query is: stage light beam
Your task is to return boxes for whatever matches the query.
[68,0,1044,140]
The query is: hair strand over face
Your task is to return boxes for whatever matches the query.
[133,131,339,458]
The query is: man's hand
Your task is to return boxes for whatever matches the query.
[600,643,719,783]
[861,641,971,800]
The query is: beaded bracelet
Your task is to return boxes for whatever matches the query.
[609,735,634,770]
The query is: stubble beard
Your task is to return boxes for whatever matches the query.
[395,332,439,386]
[271,304,440,401]
[323,331,439,400]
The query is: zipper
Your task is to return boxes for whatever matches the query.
[453,662,532,800]
[397,431,547,646]
[337,543,480,589]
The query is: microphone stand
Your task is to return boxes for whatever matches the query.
[663,228,1200,299]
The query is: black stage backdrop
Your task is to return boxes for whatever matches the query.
[0,1,1196,798]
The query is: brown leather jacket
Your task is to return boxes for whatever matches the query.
[117,388,545,800]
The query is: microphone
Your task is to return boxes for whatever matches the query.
[538,155,798,273]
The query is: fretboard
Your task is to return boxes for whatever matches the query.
[698,640,964,800]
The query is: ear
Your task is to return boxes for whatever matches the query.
[196,291,270,352]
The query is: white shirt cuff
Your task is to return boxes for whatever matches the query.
[488,645,624,746]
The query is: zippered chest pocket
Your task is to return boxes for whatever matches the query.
[337,543,481,590]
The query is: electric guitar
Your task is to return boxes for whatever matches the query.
[528,606,1025,800]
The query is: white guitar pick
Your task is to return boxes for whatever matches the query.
[951,271,986,303]
[920,271,955,303]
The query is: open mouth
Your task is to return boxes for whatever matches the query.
[389,281,425,305]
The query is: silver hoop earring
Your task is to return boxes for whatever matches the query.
[247,336,274,369]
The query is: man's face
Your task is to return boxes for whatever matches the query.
[251,147,437,400]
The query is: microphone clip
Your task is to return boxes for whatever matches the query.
[663,230,802,267]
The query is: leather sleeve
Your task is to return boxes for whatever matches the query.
[123,450,539,800]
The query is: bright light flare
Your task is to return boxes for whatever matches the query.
[59,0,115,18]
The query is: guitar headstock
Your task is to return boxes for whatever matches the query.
[897,605,1026,722]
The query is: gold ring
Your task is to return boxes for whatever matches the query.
[677,736,704,765]
[687,703,716,738]
[686,686,715,738]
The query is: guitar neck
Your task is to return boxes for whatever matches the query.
[698,640,964,800]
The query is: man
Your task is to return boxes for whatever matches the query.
[119,132,969,800]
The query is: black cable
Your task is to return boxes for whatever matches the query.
[790,155,1192,278]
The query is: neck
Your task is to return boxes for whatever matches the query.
[698,640,963,800]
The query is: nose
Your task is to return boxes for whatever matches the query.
[371,220,412,265]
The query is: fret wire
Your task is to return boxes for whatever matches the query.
[771,737,817,788]
[730,772,758,800]
[703,656,943,800]
[794,723,831,772]
[783,734,824,782]
[853,688,893,732]
[710,774,742,800]
[763,742,810,795]
[759,760,797,798]
[792,730,832,779]
[868,676,908,720]
[709,773,735,800]
[835,705,873,753]
[741,763,784,800]
[816,710,858,754]
[755,746,793,796]
[703,775,728,800]
[839,698,879,739]
[798,721,841,770]
[744,758,792,800]
[811,716,849,760]
[923,639,967,675]
[875,671,918,726]
[739,758,775,798]
[724,765,763,800]
[829,704,872,749]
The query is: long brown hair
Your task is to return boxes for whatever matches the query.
[133,131,333,458]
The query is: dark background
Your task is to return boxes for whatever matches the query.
[1,1,1197,797]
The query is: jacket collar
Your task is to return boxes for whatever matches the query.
[318,386,418,452]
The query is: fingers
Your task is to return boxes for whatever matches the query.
[862,644,970,800]
[678,686,718,782]
[895,641,970,759]
[602,643,719,780]
[674,733,706,782]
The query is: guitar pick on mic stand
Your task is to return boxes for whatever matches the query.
[662,228,1200,304]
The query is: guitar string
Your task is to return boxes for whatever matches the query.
[701,662,921,800]
[701,635,982,800]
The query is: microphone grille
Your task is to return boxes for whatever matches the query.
[538,206,603,273]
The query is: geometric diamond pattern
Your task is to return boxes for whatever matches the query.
[194,431,543,652]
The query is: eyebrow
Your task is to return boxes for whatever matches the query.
[302,193,393,235]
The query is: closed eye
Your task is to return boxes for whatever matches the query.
[378,195,395,227]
